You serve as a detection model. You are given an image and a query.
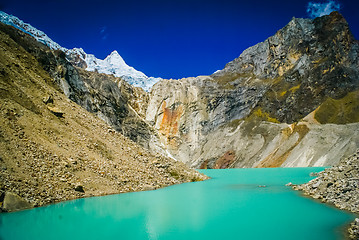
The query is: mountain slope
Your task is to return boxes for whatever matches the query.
[146,12,359,168]
[0,11,161,91]
[0,20,165,155]
[214,12,359,124]
[0,22,207,212]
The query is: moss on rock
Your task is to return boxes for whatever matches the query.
[314,91,359,124]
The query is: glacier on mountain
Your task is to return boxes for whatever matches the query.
[0,10,65,51]
[0,11,160,91]
[77,49,161,91]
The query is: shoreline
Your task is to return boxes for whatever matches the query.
[293,150,359,239]
[1,176,208,213]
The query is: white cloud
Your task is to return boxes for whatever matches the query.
[307,0,341,18]
[99,26,109,40]
[100,26,107,34]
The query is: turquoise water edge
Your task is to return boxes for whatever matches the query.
[0,167,355,240]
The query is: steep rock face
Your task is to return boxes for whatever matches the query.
[146,75,264,164]
[214,11,358,124]
[147,12,359,168]
[73,69,159,151]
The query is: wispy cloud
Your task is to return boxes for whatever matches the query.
[307,0,341,18]
[100,26,109,40]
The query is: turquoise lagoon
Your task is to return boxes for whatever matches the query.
[0,168,355,240]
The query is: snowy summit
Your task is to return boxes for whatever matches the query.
[0,11,161,91]
[83,50,161,91]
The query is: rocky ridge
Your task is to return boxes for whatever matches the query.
[294,150,359,239]
[146,12,359,168]
[0,20,207,212]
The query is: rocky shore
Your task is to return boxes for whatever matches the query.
[294,150,359,239]
[0,97,208,212]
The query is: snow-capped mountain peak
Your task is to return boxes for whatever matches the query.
[107,50,120,58]
[105,50,127,68]
[0,11,161,91]
[82,50,157,90]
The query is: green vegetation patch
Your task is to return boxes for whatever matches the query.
[246,107,280,124]
[314,91,359,124]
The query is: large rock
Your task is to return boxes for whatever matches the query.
[2,192,33,212]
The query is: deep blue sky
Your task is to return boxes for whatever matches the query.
[1,0,358,78]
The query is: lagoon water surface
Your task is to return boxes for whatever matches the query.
[0,168,355,240]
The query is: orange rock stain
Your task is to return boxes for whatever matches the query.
[159,101,183,146]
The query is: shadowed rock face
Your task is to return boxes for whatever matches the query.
[146,12,359,168]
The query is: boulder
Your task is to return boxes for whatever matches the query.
[74,185,85,193]
[2,192,33,212]
[47,106,64,118]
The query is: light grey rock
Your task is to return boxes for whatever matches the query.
[2,192,33,212]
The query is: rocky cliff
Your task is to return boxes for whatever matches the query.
[0,22,207,212]
[146,12,359,168]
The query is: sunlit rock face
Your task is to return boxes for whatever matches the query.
[146,12,359,168]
